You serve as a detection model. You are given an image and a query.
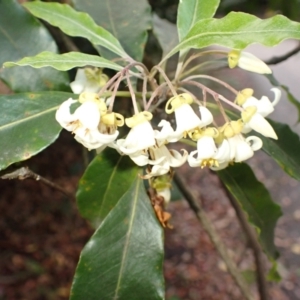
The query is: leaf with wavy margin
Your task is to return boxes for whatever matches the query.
[4,51,123,71]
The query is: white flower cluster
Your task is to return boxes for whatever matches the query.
[55,51,281,194]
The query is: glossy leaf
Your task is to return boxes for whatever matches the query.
[23,2,129,59]
[177,0,220,40]
[259,120,300,181]
[77,148,138,225]
[153,14,179,58]
[266,74,300,123]
[218,163,282,260]
[0,92,74,171]
[71,177,165,300]
[0,0,68,92]
[4,51,123,72]
[73,0,151,61]
[163,12,300,61]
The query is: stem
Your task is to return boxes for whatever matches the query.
[181,80,243,112]
[265,42,300,65]
[176,50,228,81]
[180,60,226,79]
[126,71,139,114]
[184,75,239,95]
[220,180,269,300]
[145,82,168,111]
[174,174,254,300]
[108,73,124,111]
[1,167,74,199]
[152,66,178,96]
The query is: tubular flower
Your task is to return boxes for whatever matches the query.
[55,93,122,150]
[165,93,214,139]
[143,145,188,179]
[228,134,262,162]
[239,88,281,117]
[70,68,109,94]
[75,111,124,151]
[116,111,156,165]
[188,128,229,169]
[228,50,272,74]
[241,106,278,139]
[165,93,202,138]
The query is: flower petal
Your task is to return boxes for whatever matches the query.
[55,98,78,131]
[248,113,278,139]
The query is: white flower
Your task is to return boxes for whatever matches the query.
[154,120,182,145]
[228,50,272,74]
[228,134,262,162]
[55,97,101,133]
[188,135,230,169]
[55,93,122,150]
[242,106,278,139]
[242,88,281,117]
[70,68,108,94]
[143,145,188,178]
[117,111,156,160]
[165,93,213,138]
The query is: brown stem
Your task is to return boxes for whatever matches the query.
[174,173,254,300]
[220,180,269,300]
[1,167,74,199]
[265,42,300,65]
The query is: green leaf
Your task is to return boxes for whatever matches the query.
[177,0,220,40]
[4,51,123,72]
[259,120,300,181]
[266,74,300,123]
[73,0,151,61]
[153,14,179,58]
[0,92,73,171]
[77,148,139,226]
[163,12,300,61]
[0,0,68,92]
[218,163,282,260]
[71,177,165,300]
[23,2,129,59]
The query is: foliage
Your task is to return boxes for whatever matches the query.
[2,0,300,298]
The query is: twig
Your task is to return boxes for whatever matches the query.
[174,173,254,300]
[265,43,300,65]
[220,180,269,300]
[1,167,74,199]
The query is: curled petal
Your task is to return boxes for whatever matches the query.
[168,149,188,167]
[246,136,262,151]
[55,98,77,131]
[270,87,281,107]
[187,150,202,167]
[154,120,182,144]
